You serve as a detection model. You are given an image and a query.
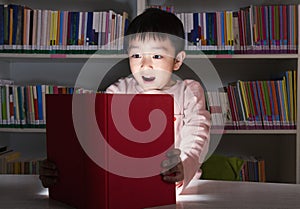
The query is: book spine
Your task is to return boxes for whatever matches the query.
[227,85,239,129]
[13,86,20,127]
[36,85,43,126]
[262,80,273,129]
[239,80,251,129]
[59,10,64,48]
[8,85,15,127]
[235,81,246,129]
[0,5,4,49]
[1,86,7,126]
[266,80,276,128]
[281,77,290,128]
[250,81,263,129]
[17,86,25,126]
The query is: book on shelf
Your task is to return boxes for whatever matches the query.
[218,87,233,128]
[1,3,299,54]
[0,83,92,129]
[5,156,41,174]
[205,91,225,129]
[206,69,297,130]
[0,3,130,54]
[173,4,298,54]
[239,155,266,182]
[0,150,21,174]
[46,93,176,209]
[200,154,266,182]
[0,146,41,174]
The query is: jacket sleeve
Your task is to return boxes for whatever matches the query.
[177,80,211,194]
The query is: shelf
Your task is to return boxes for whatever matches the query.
[210,129,297,135]
[222,129,297,135]
[0,128,46,133]
[0,53,128,61]
[0,53,298,61]
[0,128,295,135]
[186,53,299,59]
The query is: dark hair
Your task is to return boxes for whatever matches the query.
[124,8,185,53]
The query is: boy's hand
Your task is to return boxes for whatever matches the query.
[161,148,184,183]
[39,159,58,188]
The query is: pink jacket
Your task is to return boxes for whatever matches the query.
[106,77,211,193]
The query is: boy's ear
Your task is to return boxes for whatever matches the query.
[173,51,186,71]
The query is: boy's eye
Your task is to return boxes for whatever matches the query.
[153,55,162,59]
[131,54,141,58]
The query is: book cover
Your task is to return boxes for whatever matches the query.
[250,81,263,129]
[234,81,246,129]
[285,71,295,128]
[238,80,251,129]
[262,80,273,129]
[282,77,290,129]
[269,80,280,129]
[0,151,21,174]
[46,93,176,209]
[86,11,93,46]
[244,81,256,129]
[256,81,268,129]
[3,5,9,46]
[36,84,44,125]
[0,5,5,47]
[226,85,239,129]
[218,87,233,129]
[282,76,291,128]
[266,80,276,128]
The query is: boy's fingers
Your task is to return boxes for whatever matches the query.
[161,163,184,183]
[161,149,183,183]
[39,166,58,176]
[161,163,182,175]
[39,176,57,188]
[39,160,58,176]
[166,148,181,157]
[163,174,183,183]
[39,160,56,169]
[161,156,181,169]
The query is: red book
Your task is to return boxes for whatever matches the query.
[33,86,39,125]
[46,93,176,209]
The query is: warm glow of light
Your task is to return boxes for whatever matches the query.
[177,194,215,202]
[37,188,49,196]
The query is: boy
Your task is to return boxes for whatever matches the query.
[39,8,211,193]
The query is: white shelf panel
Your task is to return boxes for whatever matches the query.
[0,53,298,61]
[0,53,128,60]
[0,128,296,135]
[0,128,46,133]
[187,54,299,59]
[222,129,297,135]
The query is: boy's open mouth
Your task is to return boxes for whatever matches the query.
[142,75,156,82]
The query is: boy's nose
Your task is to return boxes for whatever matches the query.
[141,55,153,69]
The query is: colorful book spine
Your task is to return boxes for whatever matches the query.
[227,85,239,129]
[0,5,4,49]
[250,81,263,129]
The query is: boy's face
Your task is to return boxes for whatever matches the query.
[127,36,184,91]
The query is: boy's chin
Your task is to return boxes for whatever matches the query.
[141,85,162,93]
[143,89,163,94]
[138,80,169,92]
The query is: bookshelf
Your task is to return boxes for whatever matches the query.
[0,0,136,174]
[0,0,299,184]
[139,0,300,184]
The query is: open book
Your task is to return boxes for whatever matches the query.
[46,93,176,209]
